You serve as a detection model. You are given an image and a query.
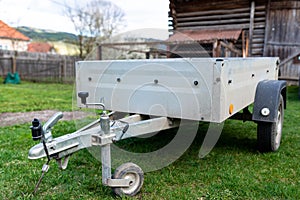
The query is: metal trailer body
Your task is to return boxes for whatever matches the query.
[76,57,279,123]
[28,57,286,197]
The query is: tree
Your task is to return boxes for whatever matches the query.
[63,0,125,59]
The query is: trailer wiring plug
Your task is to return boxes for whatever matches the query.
[29,113,64,195]
[30,118,52,194]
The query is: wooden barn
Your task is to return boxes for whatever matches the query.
[168,0,300,84]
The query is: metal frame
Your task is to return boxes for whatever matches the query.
[28,112,180,187]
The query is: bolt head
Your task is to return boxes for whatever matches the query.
[261,108,270,116]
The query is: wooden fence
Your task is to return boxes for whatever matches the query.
[0,50,80,83]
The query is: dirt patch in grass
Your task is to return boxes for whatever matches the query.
[0,110,90,127]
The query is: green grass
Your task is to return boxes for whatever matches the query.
[0,80,74,112]
[0,82,300,199]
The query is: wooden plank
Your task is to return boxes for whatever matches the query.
[267,42,300,47]
[253,34,265,38]
[279,51,300,66]
[242,30,247,57]
[248,1,255,56]
[177,12,250,22]
[252,49,263,54]
[177,7,250,17]
[97,45,102,60]
[12,56,16,74]
[254,17,266,22]
[177,17,264,25]
[254,11,267,16]
[171,50,213,55]
[177,24,250,30]
[254,29,266,34]
[255,5,267,10]
[252,38,265,43]
[177,18,250,27]
[176,1,254,13]
[278,76,299,81]
[270,1,300,9]
[252,43,264,48]
[254,22,266,28]
[174,0,268,14]
[15,57,61,62]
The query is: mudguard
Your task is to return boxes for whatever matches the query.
[252,80,286,123]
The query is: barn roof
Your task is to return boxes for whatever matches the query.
[167,29,242,43]
[0,20,30,41]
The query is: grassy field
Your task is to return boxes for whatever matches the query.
[0,81,300,199]
[0,80,74,113]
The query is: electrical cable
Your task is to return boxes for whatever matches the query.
[33,140,51,195]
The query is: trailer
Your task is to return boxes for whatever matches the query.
[28,57,286,196]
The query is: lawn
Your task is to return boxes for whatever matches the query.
[0,81,299,199]
[0,80,74,113]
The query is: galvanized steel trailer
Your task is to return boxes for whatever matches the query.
[28,57,286,196]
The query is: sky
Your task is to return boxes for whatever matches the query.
[0,0,170,39]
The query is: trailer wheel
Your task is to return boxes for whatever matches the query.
[257,95,284,152]
[112,162,144,196]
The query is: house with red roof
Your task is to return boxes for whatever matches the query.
[27,42,56,54]
[0,20,30,51]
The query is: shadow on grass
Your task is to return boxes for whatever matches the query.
[114,119,258,157]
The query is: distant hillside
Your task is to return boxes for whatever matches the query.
[15,27,167,57]
[16,26,78,44]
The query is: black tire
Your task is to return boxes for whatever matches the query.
[112,162,144,197]
[257,95,284,152]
